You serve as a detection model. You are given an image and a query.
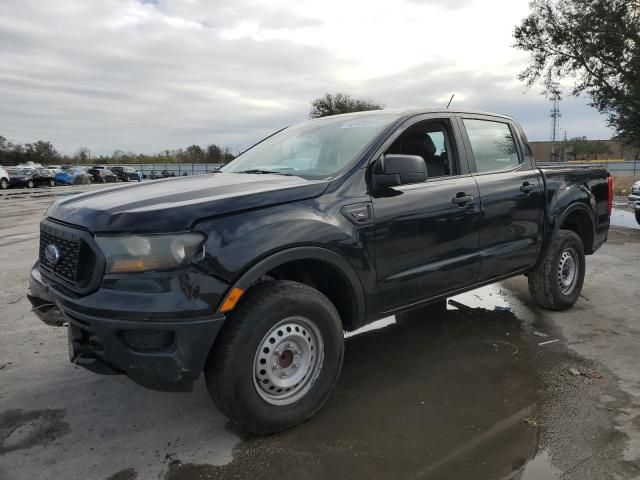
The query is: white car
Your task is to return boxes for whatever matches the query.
[0,166,9,189]
[628,180,640,225]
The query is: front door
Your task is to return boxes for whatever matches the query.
[372,117,483,314]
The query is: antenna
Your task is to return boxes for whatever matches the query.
[550,97,561,142]
[446,94,455,109]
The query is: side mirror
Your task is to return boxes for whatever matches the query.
[372,154,427,189]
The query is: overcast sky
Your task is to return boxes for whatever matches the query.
[0,0,614,156]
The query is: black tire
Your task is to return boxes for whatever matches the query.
[27,180,34,188]
[396,299,448,324]
[635,212,640,226]
[49,179,55,187]
[528,229,585,311]
[205,280,344,435]
[0,178,8,190]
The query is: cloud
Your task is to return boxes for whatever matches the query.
[0,0,613,155]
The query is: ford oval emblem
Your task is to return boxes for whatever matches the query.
[45,244,62,265]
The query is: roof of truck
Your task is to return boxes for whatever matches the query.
[332,108,514,121]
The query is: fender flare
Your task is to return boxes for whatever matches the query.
[223,246,366,326]
[535,202,596,270]
[555,202,596,251]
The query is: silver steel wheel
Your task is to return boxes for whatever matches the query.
[253,316,324,406]
[557,247,579,295]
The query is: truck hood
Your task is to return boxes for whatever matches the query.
[46,173,330,233]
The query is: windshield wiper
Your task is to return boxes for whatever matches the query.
[235,169,292,176]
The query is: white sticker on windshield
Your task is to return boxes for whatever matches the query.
[340,120,385,129]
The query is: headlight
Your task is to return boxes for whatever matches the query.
[95,233,206,274]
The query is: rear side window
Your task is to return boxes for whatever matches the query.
[463,119,521,173]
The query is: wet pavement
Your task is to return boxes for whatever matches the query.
[164,288,541,480]
[610,208,639,230]
[1,194,640,479]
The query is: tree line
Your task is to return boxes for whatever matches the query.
[0,135,236,167]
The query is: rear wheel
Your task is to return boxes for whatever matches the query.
[635,212,640,226]
[205,280,344,435]
[528,229,585,311]
[26,180,34,188]
[0,178,8,189]
[49,179,55,187]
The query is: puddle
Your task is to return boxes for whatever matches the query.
[166,286,540,479]
[519,451,562,479]
[346,285,512,339]
[610,208,640,230]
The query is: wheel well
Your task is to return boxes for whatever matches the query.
[560,209,594,254]
[258,259,357,331]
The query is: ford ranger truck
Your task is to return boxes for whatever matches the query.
[28,109,612,434]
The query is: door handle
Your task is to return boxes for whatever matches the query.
[452,193,474,206]
[520,182,535,194]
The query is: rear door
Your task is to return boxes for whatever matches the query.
[457,115,544,281]
[371,114,483,313]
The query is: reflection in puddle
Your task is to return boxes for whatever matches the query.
[519,450,562,479]
[610,208,640,230]
[346,285,512,339]
[449,284,512,310]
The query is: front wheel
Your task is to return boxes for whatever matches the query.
[528,229,585,311]
[205,280,344,435]
[635,211,640,226]
[0,178,8,189]
[49,179,55,187]
[26,180,34,188]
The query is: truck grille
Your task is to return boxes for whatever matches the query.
[39,222,98,290]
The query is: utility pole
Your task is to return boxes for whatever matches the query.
[550,98,561,143]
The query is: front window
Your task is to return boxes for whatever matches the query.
[463,119,521,173]
[221,112,401,179]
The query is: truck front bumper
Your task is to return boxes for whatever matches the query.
[28,264,227,392]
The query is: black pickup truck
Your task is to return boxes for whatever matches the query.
[28,109,612,434]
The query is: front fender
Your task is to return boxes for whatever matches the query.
[194,199,375,324]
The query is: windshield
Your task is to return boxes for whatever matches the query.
[221,113,401,178]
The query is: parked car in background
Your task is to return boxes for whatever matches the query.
[0,166,9,189]
[628,180,640,225]
[46,165,63,175]
[55,167,92,186]
[7,167,55,188]
[111,166,142,182]
[147,170,163,180]
[87,166,118,183]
